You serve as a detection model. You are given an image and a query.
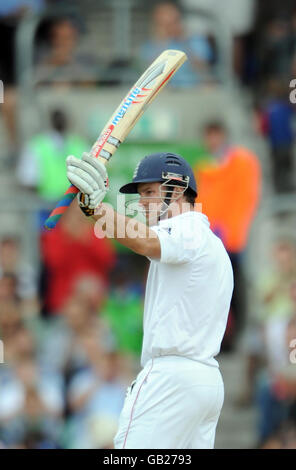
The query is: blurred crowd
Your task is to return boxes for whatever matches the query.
[238,238,296,449]
[0,202,146,448]
[0,0,296,449]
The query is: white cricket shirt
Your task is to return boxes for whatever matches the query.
[141,211,234,368]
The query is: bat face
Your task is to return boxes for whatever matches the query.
[90,50,187,162]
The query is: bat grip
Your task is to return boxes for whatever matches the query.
[43,184,79,230]
[43,153,107,230]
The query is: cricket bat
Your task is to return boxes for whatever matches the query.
[44,49,187,230]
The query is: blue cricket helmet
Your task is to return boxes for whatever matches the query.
[119,152,197,197]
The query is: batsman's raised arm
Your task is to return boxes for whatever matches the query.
[93,205,161,259]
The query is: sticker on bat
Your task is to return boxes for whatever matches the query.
[111,86,142,125]
[91,125,114,158]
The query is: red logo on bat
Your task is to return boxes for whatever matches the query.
[92,125,114,158]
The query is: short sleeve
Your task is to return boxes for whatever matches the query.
[150,218,202,265]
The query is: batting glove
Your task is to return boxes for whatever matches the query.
[66,152,109,214]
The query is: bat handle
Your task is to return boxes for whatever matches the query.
[43,184,79,230]
[43,153,107,230]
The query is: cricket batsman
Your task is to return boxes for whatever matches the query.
[66,151,234,449]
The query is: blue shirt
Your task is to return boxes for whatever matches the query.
[266,100,294,148]
[0,0,44,16]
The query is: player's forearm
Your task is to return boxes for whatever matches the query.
[92,203,160,258]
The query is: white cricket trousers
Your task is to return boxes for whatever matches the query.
[114,355,224,449]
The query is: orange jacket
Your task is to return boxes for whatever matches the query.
[195,146,261,253]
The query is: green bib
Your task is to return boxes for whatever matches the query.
[30,134,88,200]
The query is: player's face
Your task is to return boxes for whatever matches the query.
[138,182,163,225]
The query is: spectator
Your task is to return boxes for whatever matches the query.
[0,300,23,363]
[30,295,98,377]
[182,0,256,83]
[32,279,114,377]
[64,348,127,449]
[258,288,296,448]
[258,17,294,85]
[0,273,19,304]
[255,289,296,446]
[0,325,64,448]
[17,109,88,205]
[0,1,45,158]
[73,274,107,314]
[236,239,296,426]
[260,79,295,193]
[62,295,111,372]
[40,201,115,315]
[257,239,296,323]
[102,258,144,359]
[239,239,296,401]
[194,121,261,344]
[138,2,214,87]
[34,17,99,86]
[0,235,38,315]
